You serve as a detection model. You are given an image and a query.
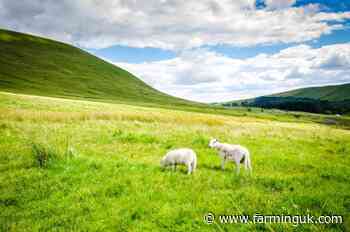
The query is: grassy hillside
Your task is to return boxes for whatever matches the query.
[272,83,350,101]
[221,83,350,114]
[1,92,350,231]
[4,29,350,125]
[0,29,196,107]
[223,83,350,106]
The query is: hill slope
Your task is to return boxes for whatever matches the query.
[221,83,350,114]
[271,83,350,101]
[0,29,195,107]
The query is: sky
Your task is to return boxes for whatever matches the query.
[1,0,350,102]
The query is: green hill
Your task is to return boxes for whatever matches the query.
[271,83,350,101]
[221,83,350,114]
[0,29,196,107]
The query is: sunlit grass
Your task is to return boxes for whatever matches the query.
[0,92,350,231]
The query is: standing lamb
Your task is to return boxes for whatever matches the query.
[160,148,197,175]
[209,138,252,174]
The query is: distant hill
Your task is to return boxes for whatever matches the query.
[221,83,350,114]
[0,29,197,107]
[271,83,350,101]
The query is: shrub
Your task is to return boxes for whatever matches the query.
[31,143,59,168]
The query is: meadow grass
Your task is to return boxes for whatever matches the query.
[0,92,350,231]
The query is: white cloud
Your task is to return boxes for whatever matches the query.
[312,44,350,69]
[265,0,296,9]
[0,0,349,50]
[115,43,350,102]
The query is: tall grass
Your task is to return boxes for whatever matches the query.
[1,92,349,231]
[31,143,59,168]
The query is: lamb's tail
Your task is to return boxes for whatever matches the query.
[244,151,252,173]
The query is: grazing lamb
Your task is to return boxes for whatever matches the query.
[209,138,252,174]
[160,148,197,175]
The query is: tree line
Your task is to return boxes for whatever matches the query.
[223,97,350,114]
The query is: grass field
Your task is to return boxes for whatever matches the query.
[1,91,350,231]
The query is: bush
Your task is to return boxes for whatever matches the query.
[31,143,59,168]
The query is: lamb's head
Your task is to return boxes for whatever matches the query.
[209,138,218,148]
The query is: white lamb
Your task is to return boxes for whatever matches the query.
[160,148,197,175]
[209,138,252,174]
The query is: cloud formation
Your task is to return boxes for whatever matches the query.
[2,0,349,102]
[1,0,349,50]
[115,43,350,102]
[265,0,296,9]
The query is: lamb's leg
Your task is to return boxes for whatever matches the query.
[235,160,240,175]
[221,158,226,170]
[191,160,196,173]
[172,163,177,171]
[187,163,192,175]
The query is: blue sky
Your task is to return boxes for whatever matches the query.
[94,21,350,64]
[1,0,350,102]
[90,0,350,63]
